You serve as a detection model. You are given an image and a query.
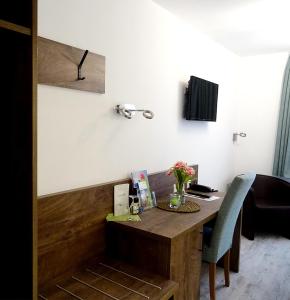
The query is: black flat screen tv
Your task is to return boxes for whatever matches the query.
[184,76,219,122]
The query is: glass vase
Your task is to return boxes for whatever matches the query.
[179,191,186,205]
[169,193,181,208]
[176,183,186,205]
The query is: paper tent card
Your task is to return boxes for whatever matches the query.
[114,184,129,216]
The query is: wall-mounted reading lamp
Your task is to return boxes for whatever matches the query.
[233,132,247,142]
[115,104,154,119]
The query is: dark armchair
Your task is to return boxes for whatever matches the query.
[242,174,290,240]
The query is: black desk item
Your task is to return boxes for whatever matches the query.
[189,183,218,193]
[186,190,210,198]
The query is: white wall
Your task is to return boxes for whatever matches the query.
[234,52,289,175]
[38,0,240,195]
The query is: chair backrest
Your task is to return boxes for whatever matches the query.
[252,174,290,205]
[209,172,256,262]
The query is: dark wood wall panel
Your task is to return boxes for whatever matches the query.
[38,165,198,290]
[1,0,32,28]
[1,27,34,299]
[38,179,128,289]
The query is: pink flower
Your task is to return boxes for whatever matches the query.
[174,161,187,170]
[167,162,195,193]
[186,167,195,176]
[175,161,186,167]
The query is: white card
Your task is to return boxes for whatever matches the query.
[114,184,129,216]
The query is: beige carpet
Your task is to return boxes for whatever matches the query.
[200,234,290,300]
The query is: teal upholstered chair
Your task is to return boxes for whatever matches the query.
[203,172,256,300]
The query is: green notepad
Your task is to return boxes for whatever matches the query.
[106,213,141,222]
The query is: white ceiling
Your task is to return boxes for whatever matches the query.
[153,0,290,56]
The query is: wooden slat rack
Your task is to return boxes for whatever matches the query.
[39,258,178,300]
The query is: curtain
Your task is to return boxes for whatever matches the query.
[273,55,290,178]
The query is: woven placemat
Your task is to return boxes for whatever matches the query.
[157,199,200,213]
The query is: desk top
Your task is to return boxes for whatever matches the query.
[113,192,224,240]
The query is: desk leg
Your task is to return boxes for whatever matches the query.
[170,227,203,300]
[107,224,203,300]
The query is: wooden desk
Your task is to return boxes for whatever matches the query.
[108,194,241,300]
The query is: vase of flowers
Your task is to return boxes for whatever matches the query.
[167,161,195,205]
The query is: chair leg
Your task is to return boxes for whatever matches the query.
[224,249,230,287]
[209,263,216,300]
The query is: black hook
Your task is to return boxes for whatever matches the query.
[77,50,89,80]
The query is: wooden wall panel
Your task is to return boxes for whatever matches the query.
[38,36,105,93]
[38,165,198,290]
[38,179,128,289]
